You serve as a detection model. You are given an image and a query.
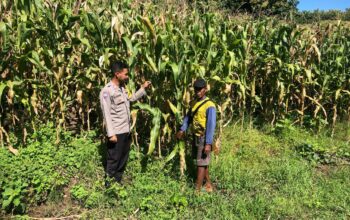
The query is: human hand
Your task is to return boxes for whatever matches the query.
[176,131,184,139]
[142,81,152,89]
[109,135,117,143]
[204,144,211,155]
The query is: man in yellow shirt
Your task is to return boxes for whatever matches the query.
[177,78,216,192]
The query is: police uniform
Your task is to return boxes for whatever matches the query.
[100,82,146,182]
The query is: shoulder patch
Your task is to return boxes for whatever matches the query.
[103,91,109,99]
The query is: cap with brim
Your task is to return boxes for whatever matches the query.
[193,78,206,89]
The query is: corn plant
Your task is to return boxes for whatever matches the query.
[0,0,349,171]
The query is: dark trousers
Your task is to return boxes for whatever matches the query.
[106,132,131,182]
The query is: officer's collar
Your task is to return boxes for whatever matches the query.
[109,81,125,89]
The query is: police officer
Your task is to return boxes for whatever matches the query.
[100,61,151,184]
[177,78,216,193]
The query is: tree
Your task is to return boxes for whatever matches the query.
[344,8,350,21]
[220,0,299,16]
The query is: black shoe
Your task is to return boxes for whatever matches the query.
[105,180,111,188]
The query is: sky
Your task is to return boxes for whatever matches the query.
[298,0,350,11]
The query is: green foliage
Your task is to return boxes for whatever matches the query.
[1,181,27,213]
[70,185,89,202]
[84,192,104,209]
[0,125,99,214]
[69,179,128,209]
[296,9,350,23]
[1,0,350,161]
[273,118,296,135]
[1,125,349,218]
[344,8,350,21]
[273,120,350,165]
[104,182,128,200]
[139,196,153,211]
[208,125,350,219]
[295,143,336,164]
[170,193,188,209]
[193,0,299,17]
[0,0,350,217]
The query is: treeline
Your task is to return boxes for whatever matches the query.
[189,0,298,18]
[191,0,350,22]
[295,9,350,23]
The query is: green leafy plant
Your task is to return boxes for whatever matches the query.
[70,185,89,203]
[295,143,336,164]
[0,124,100,214]
[170,193,188,209]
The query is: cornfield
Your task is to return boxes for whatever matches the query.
[1,0,350,170]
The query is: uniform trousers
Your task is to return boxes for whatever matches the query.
[106,132,131,182]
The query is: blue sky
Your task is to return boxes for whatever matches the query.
[298,0,350,11]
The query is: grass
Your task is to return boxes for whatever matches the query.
[3,123,350,219]
[210,126,349,219]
